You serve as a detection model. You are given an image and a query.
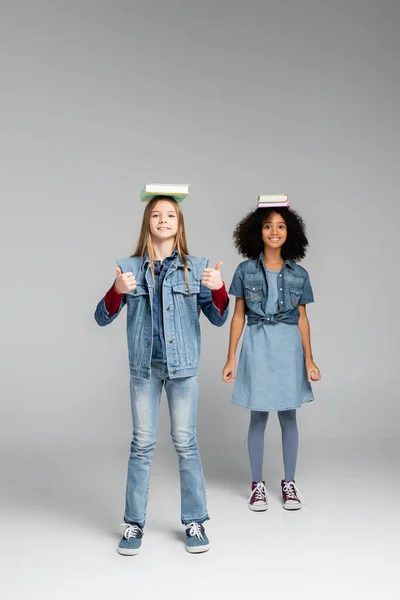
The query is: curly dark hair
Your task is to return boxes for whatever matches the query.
[233,207,309,261]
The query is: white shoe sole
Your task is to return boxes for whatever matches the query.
[117,547,141,556]
[249,503,268,512]
[186,544,210,554]
[283,502,302,511]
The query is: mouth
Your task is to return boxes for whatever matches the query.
[157,227,171,231]
[268,237,281,242]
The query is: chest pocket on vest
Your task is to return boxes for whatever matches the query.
[172,283,200,320]
[126,285,149,325]
[128,285,148,297]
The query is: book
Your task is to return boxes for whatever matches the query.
[140,183,190,203]
[258,201,291,208]
[257,193,290,208]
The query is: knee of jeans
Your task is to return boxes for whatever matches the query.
[131,431,157,454]
[170,430,197,453]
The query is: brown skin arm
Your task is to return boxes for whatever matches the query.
[222,298,246,382]
[297,304,321,382]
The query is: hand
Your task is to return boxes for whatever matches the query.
[306,359,321,382]
[114,266,137,294]
[222,358,236,383]
[201,261,223,290]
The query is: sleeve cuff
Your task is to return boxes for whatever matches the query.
[211,282,229,316]
[104,283,123,316]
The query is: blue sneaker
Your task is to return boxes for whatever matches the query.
[185,522,210,554]
[117,523,143,556]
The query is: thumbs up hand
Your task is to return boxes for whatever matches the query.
[114,266,137,294]
[201,261,223,290]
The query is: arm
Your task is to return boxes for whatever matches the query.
[105,283,124,316]
[211,284,229,316]
[198,283,229,326]
[222,298,246,382]
[297,305,321,382]
[94,265,136,327]
[199,261,229,326]
[94,285,126,326]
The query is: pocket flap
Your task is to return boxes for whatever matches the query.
[172,283,200,295]
[289,287,302,296]
[128,285,148,297]
[244,283,263,292]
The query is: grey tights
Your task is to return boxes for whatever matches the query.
[248,409,298,482]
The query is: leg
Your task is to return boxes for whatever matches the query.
[165,374,209,526]
[278,409,298,482]
[248,410,269,482]
[124,366,163,528]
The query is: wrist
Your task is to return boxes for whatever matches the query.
[114,284,123,296]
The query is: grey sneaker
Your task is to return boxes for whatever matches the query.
[117,523,143,555]
[185,522,210,554]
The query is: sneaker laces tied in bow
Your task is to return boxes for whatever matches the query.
[121,523,143,540]
[185,522,205,540]
[283,481,304,502]
[249,481,267,503]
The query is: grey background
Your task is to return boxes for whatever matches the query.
[0,1,399,597]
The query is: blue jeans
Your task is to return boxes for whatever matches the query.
[124,362,209,528]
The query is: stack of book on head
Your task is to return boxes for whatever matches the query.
[140,183,190,203]
[257,194,290,208]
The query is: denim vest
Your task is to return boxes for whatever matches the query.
[229,253,314,325]
[95,254,229,379]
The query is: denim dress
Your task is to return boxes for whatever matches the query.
[229,256,314,412]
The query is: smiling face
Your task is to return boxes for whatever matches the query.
[149,199,178,242]
[261,212,288,250]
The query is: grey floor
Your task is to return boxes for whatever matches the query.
[1,440,397,600]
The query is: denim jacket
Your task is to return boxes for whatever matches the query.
[95,254,229,379]
[229,253,314,325]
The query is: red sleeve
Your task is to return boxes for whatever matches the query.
[104,283,123,317]
[211,282,229,316]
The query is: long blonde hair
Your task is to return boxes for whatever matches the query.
[131,196,190,286]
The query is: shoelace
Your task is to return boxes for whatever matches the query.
[121,523,143,540]
[185,522,204,540]
[249,481,268,503]
[282,481,304,502]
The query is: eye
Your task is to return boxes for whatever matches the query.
[264,224,271,229]
[278,224,286,229]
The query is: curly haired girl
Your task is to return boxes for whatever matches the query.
[222,206,320,511]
